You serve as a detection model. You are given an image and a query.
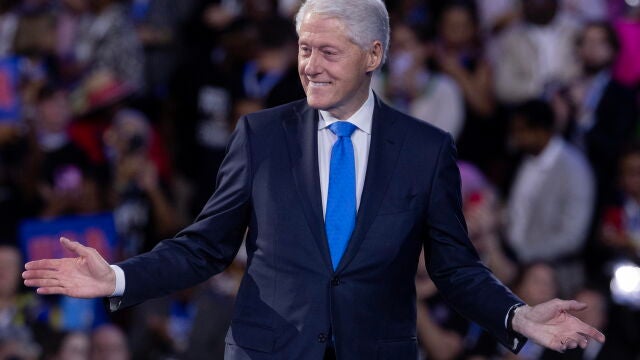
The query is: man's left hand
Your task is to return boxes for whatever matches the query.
[512,299,606,352]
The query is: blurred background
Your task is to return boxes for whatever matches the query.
[0,0,639,359]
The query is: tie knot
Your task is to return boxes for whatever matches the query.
[328,121,357,138]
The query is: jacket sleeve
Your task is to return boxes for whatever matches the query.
[424,134,526,353]
[111,116,253,310]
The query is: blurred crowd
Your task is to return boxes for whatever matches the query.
[0,0,639,359]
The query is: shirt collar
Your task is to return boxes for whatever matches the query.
[318,89,374,135]
[534,136,564,170]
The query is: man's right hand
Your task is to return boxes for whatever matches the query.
[23,237,116,298]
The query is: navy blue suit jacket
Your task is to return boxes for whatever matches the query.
[114,96,525,359]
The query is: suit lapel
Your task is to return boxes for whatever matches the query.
[283,102,333,272]
[335,96,407,273]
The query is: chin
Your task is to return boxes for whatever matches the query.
[306,96,333,111]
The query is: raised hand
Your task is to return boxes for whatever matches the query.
[22,237,116,298]
[512,299,606,352]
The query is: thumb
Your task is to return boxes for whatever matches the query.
[558,299,588,312]
[60,237,91,257]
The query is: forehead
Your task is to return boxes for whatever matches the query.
[583,26,607,40]
[0,247,20,263]
[298,14,352,45]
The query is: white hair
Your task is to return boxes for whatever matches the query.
[295,0,390,65]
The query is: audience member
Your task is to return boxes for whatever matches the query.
[415,252,468,360]
[459,161,517,285]
[599,143,640,262]
[0,245,46,359]
[73,0,144,89]
[104,108,181,257]
[55,0,90,85]
[612,3,640,87]
[560,0,608,22]
[375,21,464,138]
[494,0,581,103]
[506,99,595,296]
[0,0,20,56]
[90,324,130,360]
[230,17,304,109]
[42,331,90,360]
[563,21,638,204]
[31,83,101,218]
[434,2,505,177]
[132,0,192,102]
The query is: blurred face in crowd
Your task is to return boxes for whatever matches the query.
[0,246,21,298]
[389,23,429,75]
[438,6,476,49]
[104,111,150,160]
[463,190,499,254]
[298,14,382,119]
[574,289,607,330]
[578,25,616,75]
[56,332,90,360]
[62,0,89,12]
[36,91,71,134]
[91,325,130,360]
[523,0,558,25]
[517,263,558,305]
[88,0,113,13]
[620,152,640,200]
[509,115,549,155]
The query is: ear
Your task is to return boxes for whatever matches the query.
[365,40,384,72]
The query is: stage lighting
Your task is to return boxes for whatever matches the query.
[610,262,640,309]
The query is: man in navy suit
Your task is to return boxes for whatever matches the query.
[23,0,605,359]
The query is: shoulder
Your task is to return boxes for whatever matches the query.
[241,98,307,131]
[380,99,453,146]
[558,141,593,177]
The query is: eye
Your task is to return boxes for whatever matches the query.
[299,46,311,56]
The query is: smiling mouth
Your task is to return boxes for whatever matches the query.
[309,81,331,87]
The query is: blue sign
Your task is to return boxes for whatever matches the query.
[19,213,118,263]
[0,57,21,122]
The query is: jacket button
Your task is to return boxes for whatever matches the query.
[331,277,341,286]
[318,333,327,343]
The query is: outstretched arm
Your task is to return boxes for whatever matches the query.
[23,116,253,306]
[511,299,606,352]
[424,135,605,353]
[23,237,115,298]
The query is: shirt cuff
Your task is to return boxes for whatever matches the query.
[505,303,527,351]
[110,265,126,297]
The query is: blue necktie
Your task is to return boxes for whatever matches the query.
[325,121,357,270]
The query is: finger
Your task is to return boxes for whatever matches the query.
[566,339,579,349]
[580,327,606,343]
[557,299,588,312]
[60,237,91,257]
[22,269,58,280]
[25,259,61,271]
[36,286,68,296]
[24,278,61,288]
[579,337,589,349]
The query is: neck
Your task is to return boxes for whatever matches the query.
[327,84,372,120]
[532,135,553,156]
[0,294,16,309]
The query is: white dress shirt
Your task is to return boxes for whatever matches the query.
[318,89,374,215]
[507,136,564,250]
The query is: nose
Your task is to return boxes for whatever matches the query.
[303,50,322,77]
